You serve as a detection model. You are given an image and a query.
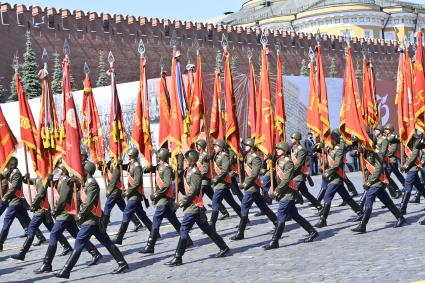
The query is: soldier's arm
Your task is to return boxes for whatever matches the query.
[379,139,389,159]
[200,156,210,178]
[126,166,142,197]
[326,146,344,177]
[293,148,307,175]
[32,181,47,207]
[367,153,383,186]
[181,171,201,208]
[214,154,230,183]
[275,161,294,194]
[243,156,262,187]
[54,183,71,215]
[155,166,172,198]
[404,147,420,170]
[79,181,98,219]
[107,166,121,193]
[177,154,184,174]
[2,171,20,202]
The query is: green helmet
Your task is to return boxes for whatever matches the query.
[291,132,302,141]
[57,163,68,175]
[81,150,88,157]
[384,123,395,132]
[243,138,255,148]
[375,125,384,133]
[213,139,226,149]
[157,148,170,161]
[84,161,96,176]
[275,142,291,152]
[127,147,139,158]
[195,139,207,150]
[7,156,18,168]
[184,150,199,163]
[331,129,341,141]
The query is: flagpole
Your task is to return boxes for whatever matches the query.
[49,153,55,209]
[150,171,154,196]
[23,145,33,204]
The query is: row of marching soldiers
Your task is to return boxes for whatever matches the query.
[0,123,421,278]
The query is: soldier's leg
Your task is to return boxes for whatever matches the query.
[196,211,229,257]
[102,194,118,229]
[352,188,377,233]
[43,212,72,256]
[253,192,277,224]
[165,213,195,266]
[400,171,416,215]
[388,176,402,199]
[290,203,318,242]
[315,183,339,228]
[11,213,44,260]
[230,191,254,240]
[117,195,143,232]
[0,205,19,251]
[344,177,358,197]
[377,189,405,227]
[203,185,229,219]
[135,201,152,231]
[298,181,323,211]
[210,188,226,232]
[0,201,8,216]
[337,185,362,217]
[66,220,102,266]
[263,200,289,250]
[316,179,328,204]
[140,205,165,254]
[231,177,244,202]
[223,189,242,218]
[112,199,136,244]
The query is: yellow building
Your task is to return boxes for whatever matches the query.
[221,0,425,42]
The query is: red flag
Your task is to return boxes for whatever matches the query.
[306,59,321,138]
[396,51,416,145]
[414,31,425,132]
[210,71,225,140]
[361,58,379,128]
[60,57,83,179]
[248,60,257,138]
[340,47,373,151]
[256,48,274,156]
[109,65,128,163]
[274,51,286,143]
[16,73,37,171]
[169,53,185,169]
[0,104,18,172]
[82,74,105,164]
[157,72,170,149]
[223,50,241,159]
[316,46,332,146]
[188,53,205,146]
[131,56,153,166]
[37,68,61,185]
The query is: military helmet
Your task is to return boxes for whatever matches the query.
[290,132,302,141]
[195,139,207,149]
[275,142,291,152]
[384,123,395,132]
[7,156,18,168]
[84,161,96,176]
[243,138,256,148]
[81,150,88,157]
[57,163,68,175]
[127,147,139,158]
[157,148,170,161]
[213,139,226,149]
[184,150,199,163]
[331,128,341,141]
[375,125,384,133]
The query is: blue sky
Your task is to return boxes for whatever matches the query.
[2,0,245,21]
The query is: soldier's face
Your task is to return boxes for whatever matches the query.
[195,145,201,152]
[291,138,296,145]
[214,145,221,153]
[244,145,251,152]
[276,149,284,156]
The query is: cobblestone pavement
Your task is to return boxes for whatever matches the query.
[1,172,425,283]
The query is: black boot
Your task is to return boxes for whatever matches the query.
[34,245,56,273]
[11,237,33,260]
[58,236,73,256]
[352,208,371,233]
[209,211,219,233]
[387,179,399,198]
[400,192,411,215]
[112,221,129,245]
[219,206,230,220]
[86,242,102,266]
[419,218,425,225]
[0,229,8,252]
[338,200,347,207]
[208,229,230,257]
[139,229,159,254]
[358,191,367,210]
[55,250,81,279]
[385,200,406,228]
[296,217,319,243]
[317,185,325,203]
[263,222,285,250]
[107,244,129,274]
[409,190,421,203]
[345,179,358,197]
[131,216,143,232]
[230,216,248,241]
[102,215,111,231]
[165,238,187,266]
[32,229,46,246]
[315,203,330,228]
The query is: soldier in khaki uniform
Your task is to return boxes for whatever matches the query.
[290,132,323,213]
[55,161,128,279]
[230,138,277,241]
[384,124,405,185]
[209,140,242,233]
[140,148,192,254]
[264,142,318,250]
[165,150,229,266]
[113,148,153,245]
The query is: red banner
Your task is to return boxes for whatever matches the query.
[274,52,286,144]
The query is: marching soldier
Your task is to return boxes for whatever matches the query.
[165,150,229,266]
[384,124,405,185]
[11,175,73,260]
[351,142,405,233]
[290,132,323,212]
[113,148,153,245]
[55,161,128,278]
[140,148,192,254]
[230,138,277,241]
[264,142,318,250]
[194,139,231,220]
[101,157,144,232]
[315,130,362,228]
[0,157,46,251]
[209,140,242,233]
[34,163,102,274]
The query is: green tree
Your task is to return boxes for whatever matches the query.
[0,77,8,102]
[21,31,41,98]
[51,51,62,94]
[8,73,18,102]
[96,50,109,87]
[299,58,309,76]
[328,57,338,78]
